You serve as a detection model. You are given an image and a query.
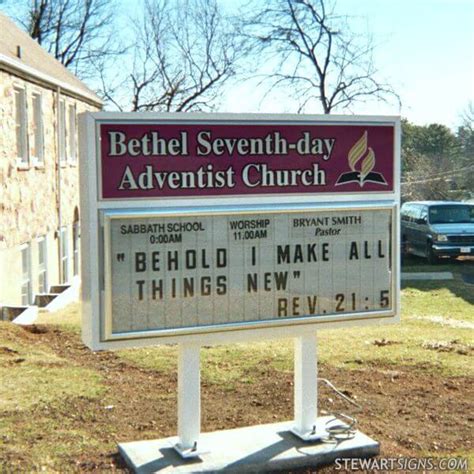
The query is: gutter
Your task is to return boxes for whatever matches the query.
[56,85,63,283]
[0,53,102,108]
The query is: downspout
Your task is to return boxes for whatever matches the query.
[56,85,62,284]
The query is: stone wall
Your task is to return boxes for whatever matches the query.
[0,70,97,249]
[0,69,99,307]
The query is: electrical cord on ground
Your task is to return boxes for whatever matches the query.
[318,378,361,443]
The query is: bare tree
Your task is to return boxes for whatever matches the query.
[242,0,398,114]
[457,102,474,197]
[460,101,474,129]
[101,0,241,112]
[13,0,120,79]
[402,153,453,201]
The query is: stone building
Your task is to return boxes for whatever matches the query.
[0,13,102,320]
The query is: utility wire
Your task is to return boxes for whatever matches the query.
[318,378,361,442]
[402,164,474,186]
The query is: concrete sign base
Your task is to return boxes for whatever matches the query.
[118,417,379,473]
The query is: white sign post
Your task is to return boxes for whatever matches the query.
[176,343,202,457]
[293,335,320,440]
[79,113,400,467]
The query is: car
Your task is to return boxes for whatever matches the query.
[400,201,474,263]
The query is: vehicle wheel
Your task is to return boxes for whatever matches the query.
[426,242,438,264]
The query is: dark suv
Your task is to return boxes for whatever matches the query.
[401,201,474,263]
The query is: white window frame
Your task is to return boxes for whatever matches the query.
[37,236,48,293]
[73,222,80,276]
[68,103,77,163]
[60,226,69,283]
[20,243,32,305]
[31,91,44,166]
[14,86,29,167]
[59,99,67,164]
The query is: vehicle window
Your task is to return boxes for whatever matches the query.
[412,205,421,222]
[428,205,474,224]
[401,204,410,221]
[420,207,428,224]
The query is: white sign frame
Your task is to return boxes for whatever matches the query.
[80,112,401,351]
[102,203,397,343]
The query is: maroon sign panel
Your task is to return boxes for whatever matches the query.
[99,122,395,199]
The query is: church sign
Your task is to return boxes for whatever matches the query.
[80,113,400,350]
[98,122,394,199]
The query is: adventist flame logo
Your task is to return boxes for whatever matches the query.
[336,131,387,187]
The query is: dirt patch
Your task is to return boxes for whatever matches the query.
[0,346,19,355]
[371,338,400,347]
[2,324,473,472]
[21,324,50,334]
[422,339,473,355]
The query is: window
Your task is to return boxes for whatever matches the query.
[59,99,67,163]
[21,245,32,305]
[60,227,69,283]
[401,205,411,222]
[68,104,77,162]
[73,223,80,276]
[32,92,44,164]
[419,207,428,224]
[38,237,48,293]
[429,205,474,224]
[411,205,421,223]
[15,88,28,164]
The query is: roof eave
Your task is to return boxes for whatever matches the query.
[0,53,103,108]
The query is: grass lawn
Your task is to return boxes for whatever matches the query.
[0,256,472,471]
[116,256,474,381]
